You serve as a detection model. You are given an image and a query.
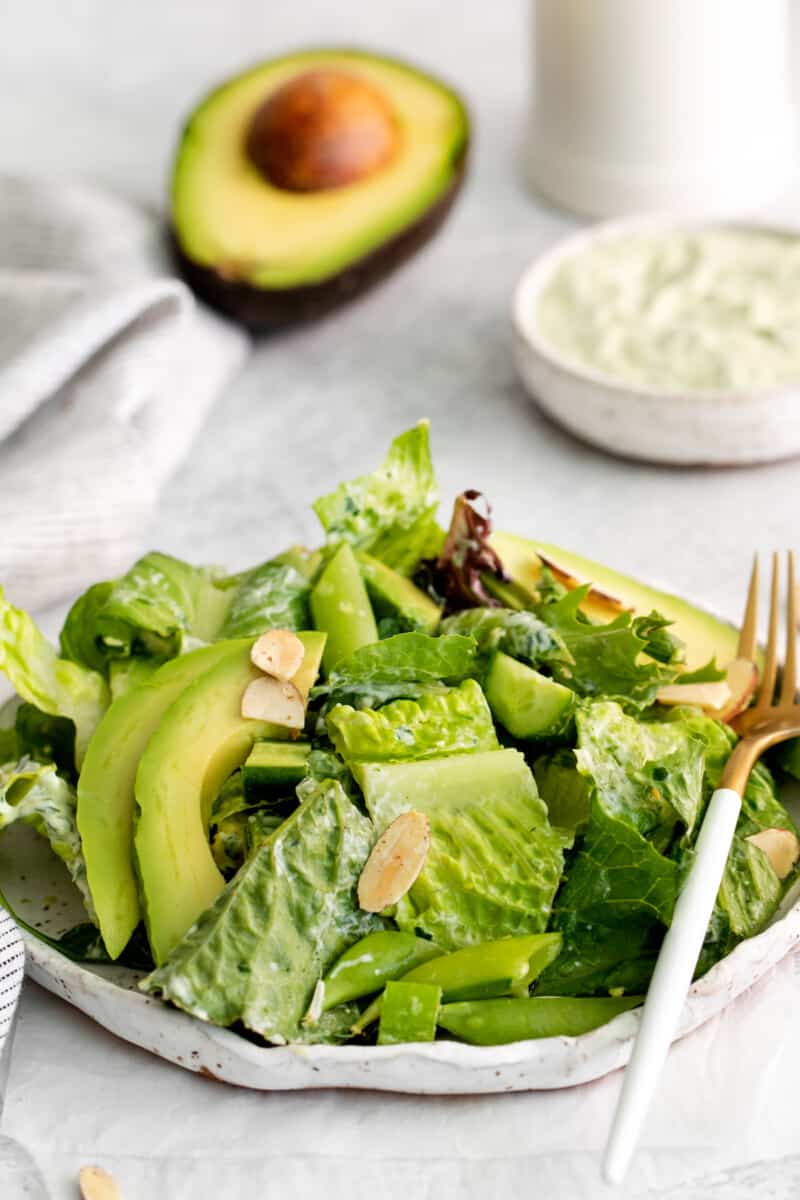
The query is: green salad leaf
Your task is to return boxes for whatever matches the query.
[141,779,380,1043]
[326,679,498,764]
[575,701,706,847]
[217,558,311,638]
[539,587,679,709]
[317,632,477,708]
[441,607,569,671]
[0,587,109,767]
[59,582,115,673]
[13,704,76,781]
[356,749,564,951]
[0,758,94,920]
[61,552,230,667]
[312,421,441,573]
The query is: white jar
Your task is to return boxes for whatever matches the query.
[525,0,796,218]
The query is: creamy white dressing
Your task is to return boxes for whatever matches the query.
[536,227,800,392]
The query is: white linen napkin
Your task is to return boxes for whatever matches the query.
[0,176,248,611]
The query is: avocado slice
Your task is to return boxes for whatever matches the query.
[134,632,325,964]
[242,740,312,804]
[311,543,378,674]
[485,651,575,740]
[492,532,739,672]
[171,50,469,328]
[356,550,441,633]
[78,641,244,960]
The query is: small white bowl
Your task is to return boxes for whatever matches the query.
[512,215,800,466]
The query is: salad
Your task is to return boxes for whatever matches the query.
[0,421,798,1050]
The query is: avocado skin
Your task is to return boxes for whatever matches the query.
[170,159,466,331]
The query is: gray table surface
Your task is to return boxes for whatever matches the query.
[3,2,800,1196]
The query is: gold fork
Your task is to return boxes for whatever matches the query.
[604,551,800,1185]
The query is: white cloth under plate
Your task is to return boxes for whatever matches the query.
[0,176,248,611]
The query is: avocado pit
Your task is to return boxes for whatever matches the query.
[247,68,400,192]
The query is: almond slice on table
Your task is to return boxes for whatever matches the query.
[250,629,305,682]
[241,676,305,729]
[79,1166,122,1200]
[358,810,431,913]
[746,828,800,880]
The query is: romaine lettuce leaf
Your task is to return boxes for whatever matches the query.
[0,727,18,764]
[533,749,591,835]
[108,657,161,700]
[141,779,380,1043]
[96,552,231,656]
[575,701,706,848]
[59,582,115,672]
[441,607,569,671]
[539,587,679,709]
[0,758,94,920]
[326,679,498,764]
[355,749,565,951]
[13,703,76,781]
[0,587,109,767]
[538,801,679,996]
[217,559,311,638]
[317,632,477,708]
[312,422,440,572]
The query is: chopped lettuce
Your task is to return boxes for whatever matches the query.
[356,749,564,951]
[0,758,94,920]
[217,558,312,638]
[0,726,18,764]
[533,749,591,835]
[575,701,706,848]
[441,607,569,672]
[61,552,230,667]
[312,421,440,573]
[59,582,115,672]
[317,632,477,708]
[13,704,76,781]
[108,656,161,700]
[539,587,679,709]
[141,779,380,1043]
[326,680,498,764]
[541,702,798,996]
[0,587,109,767]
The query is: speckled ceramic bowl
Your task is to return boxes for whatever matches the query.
[4,817,800,1094]
[512,215,800,467]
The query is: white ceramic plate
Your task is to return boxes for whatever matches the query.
[512,215,800,466]
[4,809,800,1094]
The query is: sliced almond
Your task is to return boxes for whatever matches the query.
[358,810,430,913]
[538,553,631,616]
[241,676,305,730]
[746,828,800,880]
[656,680,733,710]
[713,657,759,724]
[79,1166,122,1200]
[251,629,305,682]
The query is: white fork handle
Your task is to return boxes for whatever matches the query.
[603,786,742,1186]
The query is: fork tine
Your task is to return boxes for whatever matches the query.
[757,552,780,710]
[780,551,797,706]
[737,554,759,662]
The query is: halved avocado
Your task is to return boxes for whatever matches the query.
[492,532,739,672]
[171,49,469,328]
[134,633,325,964]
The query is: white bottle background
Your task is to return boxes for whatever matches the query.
[526,0,797,217]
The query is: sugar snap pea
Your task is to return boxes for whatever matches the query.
[352,932,562,1033]
[377,981,442,1045]
[437,994,643,1045]
[321,930,442,1011]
